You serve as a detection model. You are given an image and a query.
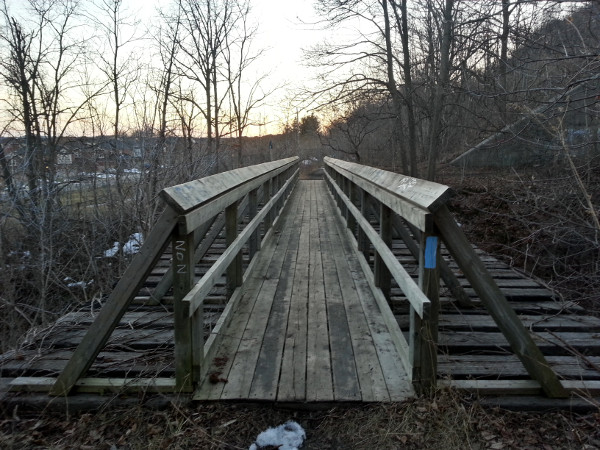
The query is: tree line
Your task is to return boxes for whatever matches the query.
[307,1,599,180]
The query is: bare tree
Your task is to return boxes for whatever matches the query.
[222,0,274,168]
[0,0,101,327]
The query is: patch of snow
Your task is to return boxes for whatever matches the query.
[8,250,31,258]
[103,233,143,257]
[104,241,120,257]
[249,421,305,450]
[123,233,143,255]
[64,276,93,288]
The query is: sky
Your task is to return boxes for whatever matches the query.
[2,0,338,137]
[131,0,329,135]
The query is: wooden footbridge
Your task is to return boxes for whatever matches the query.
[2,157,599,407]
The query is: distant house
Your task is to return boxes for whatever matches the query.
[452,76,600,168]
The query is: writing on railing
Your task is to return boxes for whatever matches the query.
[175,240,187,274]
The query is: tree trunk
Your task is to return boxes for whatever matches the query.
[426,0,454,181]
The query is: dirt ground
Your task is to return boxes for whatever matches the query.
[1,390,599,449]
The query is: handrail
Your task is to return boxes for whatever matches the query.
[326,171,431,318]
[323,157,444,393]
[324,157,452,231]
[323,156,568,398]
[51,157,300,396]
[183,171,298,316]
[167,157,299,390]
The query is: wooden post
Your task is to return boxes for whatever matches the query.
[334,173,342,209]
[264,178,273,231]
[226,201,243,297]
[411,230,440,393]
[172,230,195,392]
[342,177,349,220]
[358,188,369,262]
[435,205,568,398]
[348,181,358,237]
[375,202,392,300]
[248,188,260,260]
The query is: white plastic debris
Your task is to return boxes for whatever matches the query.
[249,420,305,450]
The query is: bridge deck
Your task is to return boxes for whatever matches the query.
[2,179,600,406]
[194,180,413,402]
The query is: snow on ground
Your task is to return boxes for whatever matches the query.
[103,233,143,257]
[64,277,93,289]
[249,421,305,450]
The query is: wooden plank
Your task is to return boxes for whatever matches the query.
[328,195,413,377]
[435,314,600,332]
[217,189,301,400]
[438,331,600,355]
[328,163,432,231]
[375,203,392,300]
[178,163,298,234]
[358,188,369,261]
[193,224,283,400]
[332,211,413,401]
[325,157,452,212]
[50,206,179,396]
[439,379,600,396]
[49,329,174,349]
[411,229,440,393]
[325,188,391,402]
[226,201,242,296]
[329,194,413,400]
[12,377,176,393]
[325,170,430,318]
[196,180,300,399]
[438,354,600,379]
[248,183,305,400]
[162,157,298,213]
[320,192,361,402]
[248,187,260,260]
[435,205,568,398]
[55,311,173,328]
[276,183,310,402]
[324,157,452,231]
[306,182,335,402]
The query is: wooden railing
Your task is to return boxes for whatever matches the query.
[324,157,568,397]
[51,157,299,395]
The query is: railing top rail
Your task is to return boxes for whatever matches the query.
[161,156,299,214]
[324,157,453,213]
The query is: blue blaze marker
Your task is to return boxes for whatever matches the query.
[424,236,438,269]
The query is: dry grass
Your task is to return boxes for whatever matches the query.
[1,389,599,449]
